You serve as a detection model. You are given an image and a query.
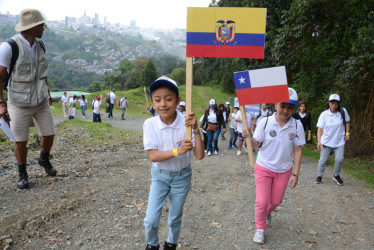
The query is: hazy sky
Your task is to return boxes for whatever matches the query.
[0,0,214,29]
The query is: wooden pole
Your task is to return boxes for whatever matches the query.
[185,57,193,140]
[239,105,255,166]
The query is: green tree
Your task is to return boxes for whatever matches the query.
[168,68,186,85]
[142,59,159,87]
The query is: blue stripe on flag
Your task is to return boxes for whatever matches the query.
[234,71,251,90]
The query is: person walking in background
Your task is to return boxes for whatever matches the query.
[200,99,226,156]
[119,95,128,120]
[79,95,88,119]
[108,88,116,119]
[315,94,350,185]
[224,101,231,133]
[235,108,255,156]
[253,103,272,131]
[244,88,305,244]
[68,101,76,120]
[199,114,208,153]
[0,9,57,189]
[219,103,227,140]
[228,105,239,150]
[177,101,186,117]
[143,76,204,250]
[61,92,69,117]
[93,96,102,123]
[292,101,312,142]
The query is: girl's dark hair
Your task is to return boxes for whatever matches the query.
[73,95,77,100]
[218,104,224,109]
[81,95,86,100]
[297,101,307,113]
[150,84,179,99]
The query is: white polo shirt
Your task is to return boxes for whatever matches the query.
[109,92,116,104]
[61,95,69,103]
[230,112,237,129]
[93,100,101,114]
[316,108,350,147]
[143,114,195,171]
[254,113,306,173]
[235,111,255,133]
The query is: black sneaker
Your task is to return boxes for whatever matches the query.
[333,175,344,186]
[163,241,177,250]
[145,244,159,250]
[315,176,322,184]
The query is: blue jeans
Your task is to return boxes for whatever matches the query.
[207,127,221,154]
[81,105,87,117]
[144,164,192,246]
[317,144,345,177]
[93,113,101,122]
[121,107,126,119]
[229,128,238,147]
[108,103,114,118]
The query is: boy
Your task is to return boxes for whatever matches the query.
[143,76,205,250]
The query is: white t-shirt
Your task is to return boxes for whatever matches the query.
[0,34,36,68]
[109,92,116,104]
[299,112,306,118]
[79,99,88,107]
[93,100,101,114]
[223,111,227,122]
[254,113,306,173]
[143,114,195,171]
[230,112,237,129]
[199,115,207,134]
[69,107,76,118]
[61,95,69,103]
[316,108,350,147]
[207,109,218,123]
[255,108,272,126]
[235,111,255,133]
[120,98,127,108]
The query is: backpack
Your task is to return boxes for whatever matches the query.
[2,38,45,91]
[340,107,347,133]
[119,98,123,106]
[106,93,111,104]
[92,100,95,109]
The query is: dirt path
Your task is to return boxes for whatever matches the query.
[1,115,373,249]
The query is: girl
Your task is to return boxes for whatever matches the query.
[93,96,102,123]
[200,99,226,156]
[292,101,312,142]
[79,95,88,119]
[244,88,305,243]
[315,94,350,185]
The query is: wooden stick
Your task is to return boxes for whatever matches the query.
[239,105,255,166]
[144,86,149,107]
[185,57,193,140]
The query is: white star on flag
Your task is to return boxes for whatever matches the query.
[239,76,246,84]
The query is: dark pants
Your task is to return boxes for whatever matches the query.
[108,104,114,118]
[202,132,208,150]
[93,113,101,123]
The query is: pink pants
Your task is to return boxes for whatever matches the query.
[254,163,292,229]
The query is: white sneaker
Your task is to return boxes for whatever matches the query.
[207,151,212,156]
[204,150,207,154]
[237,150,241,156]
[253,229,265,243]
[214,150,218,155]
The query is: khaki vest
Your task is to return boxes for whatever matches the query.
[8,35,49,107]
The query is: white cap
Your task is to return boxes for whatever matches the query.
[287,87,299,106]
[225,101,230,105]
[209,99,216,106]
[329,94,340,102]
[179,101,186,106]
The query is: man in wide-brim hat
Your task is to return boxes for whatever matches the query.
[0,9,57,189]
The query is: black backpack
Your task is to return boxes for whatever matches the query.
[2,38,46,91]
[106,93,111,104]
[340,107,347,133]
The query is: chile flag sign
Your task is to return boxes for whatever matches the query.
[186,7,267,58]
[233,66,289,105]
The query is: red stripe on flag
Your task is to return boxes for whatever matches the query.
[186,44,264,59]
[236,85,289,105]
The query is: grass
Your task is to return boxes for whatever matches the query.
[302,143,374,189]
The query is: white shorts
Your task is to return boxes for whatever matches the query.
[8,98,55,142]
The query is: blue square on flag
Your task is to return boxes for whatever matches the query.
[234,71,251,90]
[233,66,289,105]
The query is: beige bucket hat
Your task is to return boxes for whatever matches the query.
[15,9,46,32]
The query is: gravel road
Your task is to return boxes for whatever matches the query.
[1,113,373,249]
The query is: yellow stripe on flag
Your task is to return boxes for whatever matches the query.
[187,7,267,34]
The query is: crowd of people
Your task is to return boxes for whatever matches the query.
[0,9,351,250]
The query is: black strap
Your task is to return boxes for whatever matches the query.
[2,39,19,91]
[340,107,346,133]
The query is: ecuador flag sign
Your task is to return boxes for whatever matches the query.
[234,66,289,105]
[186,7,267,58]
